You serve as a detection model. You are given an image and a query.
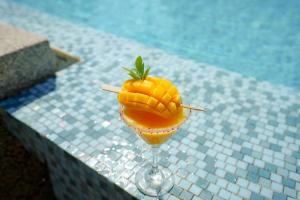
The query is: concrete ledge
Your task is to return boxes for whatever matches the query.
[0,23,56,99]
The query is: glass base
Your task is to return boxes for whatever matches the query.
[135,163,174,197]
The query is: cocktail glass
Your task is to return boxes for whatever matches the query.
[120,105,192,197]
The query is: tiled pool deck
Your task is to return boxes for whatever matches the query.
[1,1,299,200]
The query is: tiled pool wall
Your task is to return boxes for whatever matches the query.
[1,110,135,200]
[0,1,300,200]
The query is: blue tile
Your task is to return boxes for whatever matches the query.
[177,151,188,160]
[282,178,296,189]
[270,143,281,152]
[222,126,232,134]
[246,120,256,130]
[232,137,243,145]
[214,104,226,112]
[158,159,170,167]
[225,172,237,183]
[247,172,259,183]
[248,131,258,138]
[268,120,278,127]
[241,147,253,156]
[65,134,76,141]
[200,190,213,200]
[273,192,287,200]
[265,163,277,173]
[267,110,277,116]
[196,177,209,189]
[179,179,191,190]
[286,116,297,126]
[170,185,182,196]
[63,115,77,124]
[180,191,193,200]
[186,165,197,173]
[195,136,206,145]
[250,192,266,200]
[232,151,244,160]
[286,131,297,139]
[248,165,259,173]
[204,155,215,165]
[292,151,300,159]
[205,165,216,173]
[197,145,208,153]
[273,133,284,140]
[259,169,270,179]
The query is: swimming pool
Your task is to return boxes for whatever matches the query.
[13,0,300,89]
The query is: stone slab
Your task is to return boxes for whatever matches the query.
[0,23,56,99]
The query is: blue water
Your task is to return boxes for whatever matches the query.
[13,0,300,89]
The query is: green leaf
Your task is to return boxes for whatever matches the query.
[123,56,151,80]
[129,71,139,80]
[123,67,133,72]
[135,56,144,76]
[143,67,150,79]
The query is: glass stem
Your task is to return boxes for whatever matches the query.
[151,146,159,174]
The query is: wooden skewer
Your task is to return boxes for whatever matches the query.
[101,84,206,112]
[51,47,81,62]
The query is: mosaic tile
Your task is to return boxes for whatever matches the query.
[284,187,297,199]
[219,189,231,199]
[180,191,193,200]
[225,172,238,183]
[189,184,202,196]
[230,194,242,200]
[283,178,296,189]
[260,187,273,199]
[227,183,239,194]
[199,190,213,200]
[196,177,209,189]
[273,192,287,200]
[247,172,259,183]
[238,188,251,199]
[272,182,284,193]
[250,192,266,200]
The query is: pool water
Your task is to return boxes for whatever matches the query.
[13,0,300,89]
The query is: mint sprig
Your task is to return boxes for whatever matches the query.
[123,56,151,80]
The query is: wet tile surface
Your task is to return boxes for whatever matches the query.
[0,1,299,199]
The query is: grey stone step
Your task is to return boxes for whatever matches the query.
[0,23,56,99]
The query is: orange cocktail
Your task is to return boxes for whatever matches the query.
[122,108,186,145]
[117,56,194,197]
